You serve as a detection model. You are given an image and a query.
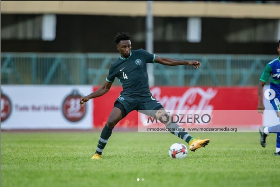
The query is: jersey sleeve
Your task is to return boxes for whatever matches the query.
[106,65,116,83]
[260,63,272,83]
[140,49,156,63]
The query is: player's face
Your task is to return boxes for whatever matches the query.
[278,43,280,55]
[117,40,131,58]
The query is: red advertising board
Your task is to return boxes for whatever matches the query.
[93,86,261,128]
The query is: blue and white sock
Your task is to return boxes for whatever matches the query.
[268,124,280,134]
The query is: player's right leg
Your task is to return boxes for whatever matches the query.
[154,109,210,152]
[91,105,124,159]
[137,96,210,152]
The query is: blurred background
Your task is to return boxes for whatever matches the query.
[1,3,280,186]
[2,1,280,86]
[1,1,280,129]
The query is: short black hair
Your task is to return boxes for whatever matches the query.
[114,32,132,45]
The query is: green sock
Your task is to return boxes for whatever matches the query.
[189,137,194,143]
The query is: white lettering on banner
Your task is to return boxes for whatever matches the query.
[67,98,81,114]
[65,98,84,118]
[140,87,218,126]
[67,112,84,117]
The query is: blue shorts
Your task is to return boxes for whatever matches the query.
[270,97,280,117]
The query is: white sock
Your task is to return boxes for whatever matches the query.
[264,127,269,135]
[276,148,280,153]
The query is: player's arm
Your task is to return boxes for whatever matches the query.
[154,56,201,69]
[80,64,116,105]
[257,64,272,113]
[80,81,113,105]
[257,81,266,113]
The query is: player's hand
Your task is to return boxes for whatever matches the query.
[188,61,201,69]
[257,104,265,114]
[80,96,90,105]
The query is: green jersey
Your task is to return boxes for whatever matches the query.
[106,49,156,96]
[260,57,280,97]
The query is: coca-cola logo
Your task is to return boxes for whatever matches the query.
[62,89,86,122]
[151,87,217,111]
[1,92,12,122]
[140,87,218,126]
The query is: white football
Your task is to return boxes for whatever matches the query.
[169,143,188,159]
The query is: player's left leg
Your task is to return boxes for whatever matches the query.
[137,95,210,152]
[92,96,136,159]
[92,106,123,159]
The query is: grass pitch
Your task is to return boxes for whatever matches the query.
[1,131,279,187]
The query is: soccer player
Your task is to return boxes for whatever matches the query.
[257,40,280,156]
[80,32,210,159]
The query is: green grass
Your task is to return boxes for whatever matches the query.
[1,131,279,187]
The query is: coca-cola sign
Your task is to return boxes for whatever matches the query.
[1,91,12,122]
[151,87,217,111]
[93,86,259,128]
[138,87,217,126]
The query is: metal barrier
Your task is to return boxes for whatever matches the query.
[1,52,276,86]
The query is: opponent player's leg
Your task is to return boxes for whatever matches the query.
[92,105,124,159]
[260,124,280,154]
[259,98,280,155]
[275,131,280,156]
[154,108,210,152]
[259,126,268,148]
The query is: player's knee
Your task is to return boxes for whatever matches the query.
[155,109,171,125]
[107,118,118,129]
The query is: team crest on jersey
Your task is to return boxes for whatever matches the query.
[272,74,280,79]
[135,59,142,65]
[277,69,280,72]
[118,96,124,101]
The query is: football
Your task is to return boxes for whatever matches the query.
[169,143,188,159]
